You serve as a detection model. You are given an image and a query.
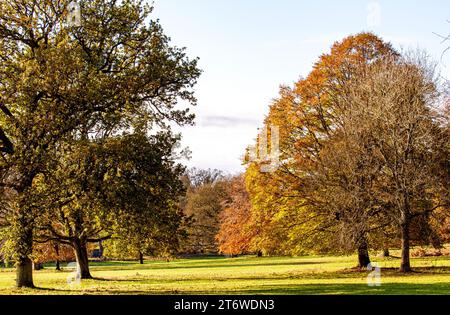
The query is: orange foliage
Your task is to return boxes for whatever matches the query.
[33,242,75,265]
[243,33,399,256]
[216,175,254,256]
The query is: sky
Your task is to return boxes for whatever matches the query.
[152,0,450,174]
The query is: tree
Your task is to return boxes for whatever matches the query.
[243,33,397,265]
[34,132,186,278]
[106,202,186,264]
[32,242,74,271]
[181,169,227,254]
[216,175,253,256]
[332,53,449,272]
[0,0,200,287]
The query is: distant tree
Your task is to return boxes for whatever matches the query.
[105,204,185,264]
[181,169,227,254]
[216,175,253,256]
[32,242,74,271]
[33,132,186,278]
[186,168,224,188]
[105,166,187,264]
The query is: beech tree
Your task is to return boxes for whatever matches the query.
[333,53,449,271]
[244,33,397,264]
[0,0,200,287]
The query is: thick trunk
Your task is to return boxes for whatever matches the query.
[139,252,144,264]
[400,223,412,272]
[16,257,34,288]
[383,248,390,257]
[357,241,371,269]
[73,239,92,279]
[15,211,34,288]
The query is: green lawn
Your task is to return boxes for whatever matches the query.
[1,253,450,295]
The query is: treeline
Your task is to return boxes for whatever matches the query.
[215,33,450,272]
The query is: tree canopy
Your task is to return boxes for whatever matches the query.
[0,0,200,287]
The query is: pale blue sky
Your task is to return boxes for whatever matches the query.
[152,0,450,173]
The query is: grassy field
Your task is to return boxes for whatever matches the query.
[1,252,450,295]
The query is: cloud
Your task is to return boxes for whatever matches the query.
[367,1,382,28]
[199,115,259,127]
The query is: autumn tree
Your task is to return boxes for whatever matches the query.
[0,0,200,287]
[181,169,227,254]
[244,33,397,265]
[32,242,74,271]
[332,53,449,272]
[216,175,253,256]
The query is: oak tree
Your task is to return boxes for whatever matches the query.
[0,0,200,287]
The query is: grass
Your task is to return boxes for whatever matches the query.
[1,252,450,295]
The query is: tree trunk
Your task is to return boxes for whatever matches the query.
[15,210,34,288]
[54,243,61,271]
[73,239,92,279]
[33,262,43,270]
[16,257,34,288]
[256,251,263,257]
[400,223,412,272]
[139,251,144,264]
[357,241,371,269]
[383,248,390,257]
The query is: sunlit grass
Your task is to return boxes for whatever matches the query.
[1,252,449,295]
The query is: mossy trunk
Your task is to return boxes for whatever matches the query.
[15,206,34,288]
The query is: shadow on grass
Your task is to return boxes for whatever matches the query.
[27,282,450,295]
[81,262,332,274]
[308,266,450,280]
[6,286,76,295]
[80,266,450,286]
[234,282,450,295]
